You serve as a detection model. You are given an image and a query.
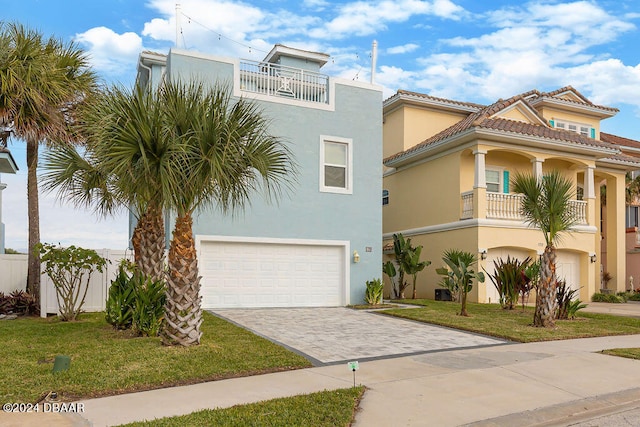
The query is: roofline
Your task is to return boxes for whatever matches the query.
[139,51,167,67]
[0,149,19,173]
[383,91,482,115]
[263,44,330,67]
[528,96,618,118]
[384,127,620,168]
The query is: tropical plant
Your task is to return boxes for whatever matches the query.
[364,278,384,305]
[436,249,484,316]
[160,82,294,346]
[591,292,624,303]
[0,22,98,304]
[390,233,414,299]
[566,299,587,319]
[513,170,578,327]
[36,243,107,321]
[484,256,532,310]
[105,265,136,330]
[0,291,37,315]
[401,245,430,299]
[555,280,581,320]
[132,275,166,337]
[382,261,397,299]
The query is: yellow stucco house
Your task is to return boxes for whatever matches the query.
[382,86,640,303]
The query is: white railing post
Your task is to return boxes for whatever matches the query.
[461,191,474,219]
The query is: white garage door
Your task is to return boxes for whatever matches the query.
[556,251,580,293]
[199,238,346,308]
[484,248,534,304]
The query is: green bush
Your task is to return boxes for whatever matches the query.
[556,280,581,319]
[484,256,533,310]
[628,293,640,301]
[591,293,624,303]
[132,275,166,337]
[105,266,136,329]
[364,278,383,305]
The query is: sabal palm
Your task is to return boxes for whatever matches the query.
[161,82,294,346]
[512,170,576,327]
[0,22,97,301]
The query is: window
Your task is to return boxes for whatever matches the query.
[320,136,352,194]
[382,189,389,205]
[551,120,595,138]
[627,206,639,228]
[486,168,509,193]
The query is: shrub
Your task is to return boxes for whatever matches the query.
[132,275,166,337]
[37,243,108,321]
[566,299,587,319]
[592,293,624,303]
[437,249,484,317]
[628,293,640,301]
[105,265,136,330]
[0,291,37,315]
[556,280,581,320]
[484,256,532,310]
[364,278,384,305]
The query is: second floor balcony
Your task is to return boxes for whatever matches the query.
[239,59,329,104]
[461,191,588,225]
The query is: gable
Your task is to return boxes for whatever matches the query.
[491,100,547,126]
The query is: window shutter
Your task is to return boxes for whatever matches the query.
[590,128,596,138]
[503,171,510,193]
[549,120,555,127]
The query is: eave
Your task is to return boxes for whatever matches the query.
[383,91,482,116]
[528,96,618,119]
[0,149,18,174]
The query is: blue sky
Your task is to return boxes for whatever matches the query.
[2,0,640,251]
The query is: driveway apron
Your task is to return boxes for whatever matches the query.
[211,307,507,365]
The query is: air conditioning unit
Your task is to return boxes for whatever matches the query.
[435,289,452,301]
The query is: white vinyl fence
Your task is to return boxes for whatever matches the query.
[0,250,132,318]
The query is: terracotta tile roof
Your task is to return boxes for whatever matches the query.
[392,89,485,110]
[601,152,640,165]
[600,132,640,151]
[384,93,617,164]
[527,85,619,113]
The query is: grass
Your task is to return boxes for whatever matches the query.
[601,348,640,360]
[384,299,640,343]
[0,312,311,403]
[119,386,365,427]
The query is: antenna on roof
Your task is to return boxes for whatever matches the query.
[175,3,181,48]
[371,40,378,84]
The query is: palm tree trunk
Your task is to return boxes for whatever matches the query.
[163,212,203,346]
[136,204,165,282]
[534,246,557,327]
[26,139,41,306]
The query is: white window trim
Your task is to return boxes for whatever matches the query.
[553,119,593,137]
[485,166,505,193]
[319,135,353,194]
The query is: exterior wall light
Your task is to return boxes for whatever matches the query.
[479,249,487,260]
[353,250,360,263]
[590,253,597,263]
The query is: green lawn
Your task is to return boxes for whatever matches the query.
[119,387,365,427]
[601,348,640,359]
[384,300,640,342]
[0,312,311,403]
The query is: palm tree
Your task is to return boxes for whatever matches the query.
[437,249,483,317]
[513,170,577,327]
[160,82,295,346]
[0,22,97,302]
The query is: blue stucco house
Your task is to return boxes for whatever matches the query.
[136,44,382,308]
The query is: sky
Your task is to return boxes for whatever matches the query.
[1,0,640,251]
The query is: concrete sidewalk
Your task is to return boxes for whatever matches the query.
[3,334,640,427]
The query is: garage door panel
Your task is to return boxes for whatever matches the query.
[200,240,345,308]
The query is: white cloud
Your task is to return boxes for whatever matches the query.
[309,0,465,40]
[74,27,143,79]
[387,43,419,54]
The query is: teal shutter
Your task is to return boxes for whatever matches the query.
[503,171,510,193]
[590,128,596,138]
[549,119,555,127]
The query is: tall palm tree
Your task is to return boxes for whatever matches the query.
[0,22,97,302]
[513,170,577,327]
[160,82,295,346]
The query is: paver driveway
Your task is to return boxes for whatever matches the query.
[211,307,508,365]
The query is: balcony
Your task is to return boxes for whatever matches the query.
[239,59,329,104]
[461,192,588,225]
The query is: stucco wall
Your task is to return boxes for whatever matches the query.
[166,50,383,305]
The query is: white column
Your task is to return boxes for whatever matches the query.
[0,180,5,254]
[585,166,595,199]
[532,159,543,181]
[473,150,487,189]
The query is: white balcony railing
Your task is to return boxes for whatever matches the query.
[461,191,474,219]
[460,192,588,225]
[239,60,329,104]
